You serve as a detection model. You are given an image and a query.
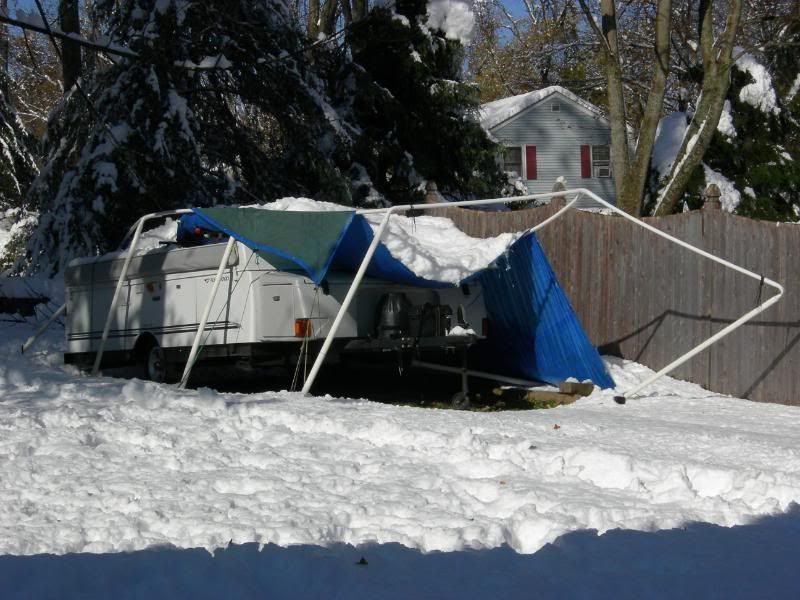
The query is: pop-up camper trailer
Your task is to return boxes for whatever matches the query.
[21,188,780,403]
[61,195,616,400]
[63,210,494,386]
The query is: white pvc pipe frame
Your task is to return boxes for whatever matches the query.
[37,189,781,401]
[299,188,784,400]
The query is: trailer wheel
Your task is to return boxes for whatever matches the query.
[451,391,470,409]
[145,344,168,383]
[134,335,171,383]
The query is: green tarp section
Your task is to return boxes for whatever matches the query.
[191,208,355,284]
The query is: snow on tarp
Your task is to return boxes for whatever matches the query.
[185,200,614,388]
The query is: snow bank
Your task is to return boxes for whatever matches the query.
[3,321,800,559]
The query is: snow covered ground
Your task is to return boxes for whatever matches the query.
[2,318,800,598]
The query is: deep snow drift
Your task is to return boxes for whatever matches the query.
[4,317,800,597]
[2,319,800,565]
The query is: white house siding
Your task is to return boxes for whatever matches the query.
[491,93,616,209]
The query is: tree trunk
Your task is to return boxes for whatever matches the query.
[655,0,742,216]
[617,0,671,216]
[319,0,338,37]
[59,0,81,91]
[352,0,367,21]
[599,0,630,204]
[307,0,320,39]
[577,0,630,209]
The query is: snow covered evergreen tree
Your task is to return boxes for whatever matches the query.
[701,50,800,220]
[334,0,503,204]
[22,0,501,275]
[651,49,800,220]
[0,72,37,212]
[0,71,38,271]
[23,0,356,274]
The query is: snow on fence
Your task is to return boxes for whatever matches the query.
[428,203,798,405]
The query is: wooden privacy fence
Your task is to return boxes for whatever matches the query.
[429,203,799,405]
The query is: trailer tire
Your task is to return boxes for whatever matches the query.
[134,336,172,383]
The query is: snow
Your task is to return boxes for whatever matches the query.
[652,112,688,178]
[247,197,521,285]
[480,86,604,131]
[734,50,780,116]
[3,319,800,597]
[717,100,736,139]
[175,55,233,70]
[363,212,518,284]
[789,73,800,103]
[0,218,10,257]
[447,325,475,336]
[426,0,475,45]
[703,165,741,212]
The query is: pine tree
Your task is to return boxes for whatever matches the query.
[651,49,800,220]
[335,0,503,205]
[0,71,39,271]
[22,0,503,274]
[0,73,37,212]
[24,0,355,274]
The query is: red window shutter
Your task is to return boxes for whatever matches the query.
[580,145,591,178]
[525,145,537,180]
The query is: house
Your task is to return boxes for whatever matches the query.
[480,86,617,207]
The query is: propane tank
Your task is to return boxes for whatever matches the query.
[375,293,412,339]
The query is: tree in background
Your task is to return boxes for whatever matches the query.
[334,0,502,204]
[1,3,38,214]
[58,0,80,90]
[10,0,500,274]
[0,37,39,270]
[23,0,356,274]
[468,0,591,103]
[575,0,672,216]
[653,0,743,215]
[703,54,799,220]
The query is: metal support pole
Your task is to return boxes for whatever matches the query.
[91,217,147,375]
[411,359,543,389]
[301,208,397,395]
[20,303,66,354]
[179,236,236,389]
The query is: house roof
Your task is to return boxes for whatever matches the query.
[479,86,607,131]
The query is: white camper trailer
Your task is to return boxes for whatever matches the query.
[63,214,488,384]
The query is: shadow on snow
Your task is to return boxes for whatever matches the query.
[3,506,800,599]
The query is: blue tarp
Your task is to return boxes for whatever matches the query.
[183,209,614,389]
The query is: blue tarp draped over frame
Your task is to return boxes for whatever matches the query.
[183,209,614,389]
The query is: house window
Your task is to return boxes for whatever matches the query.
[592,145,612,178]
[551,102,561,112]
[500,146,523,178]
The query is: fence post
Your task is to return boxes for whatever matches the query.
[425,181,439,204]
[704,184,721,210]
[551,178,567,208]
